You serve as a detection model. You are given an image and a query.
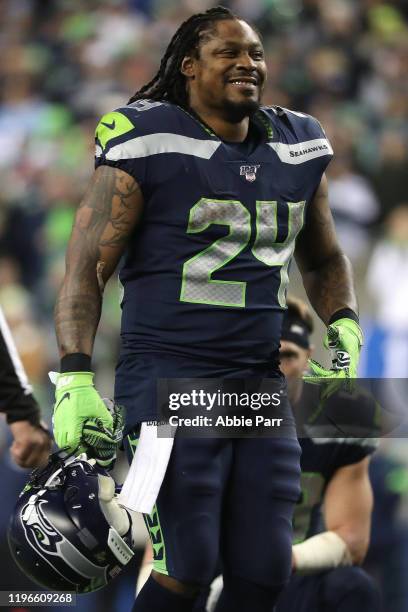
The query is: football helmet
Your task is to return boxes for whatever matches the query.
[8,451,135,593]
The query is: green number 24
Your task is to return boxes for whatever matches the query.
[180,197,305,308]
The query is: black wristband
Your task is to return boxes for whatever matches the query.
[328,308,359,326]
[60,353,92,373]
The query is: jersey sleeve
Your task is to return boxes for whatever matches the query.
[95,100,177,186]
[95,106,148,185]
[269,106,334,171]
[295,111,334,172]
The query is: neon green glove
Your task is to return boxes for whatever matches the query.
[305,318,363,381]
[53,372,115,460]
[82,400,125,468]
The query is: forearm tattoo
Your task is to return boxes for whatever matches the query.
[55,167,141,357]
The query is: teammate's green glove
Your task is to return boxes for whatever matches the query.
[52,372,122,466]
[305,318,363,381]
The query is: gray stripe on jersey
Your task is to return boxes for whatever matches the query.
[105,133,221,161]
[268,138,333,164]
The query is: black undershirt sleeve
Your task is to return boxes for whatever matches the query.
[0,312,40,426]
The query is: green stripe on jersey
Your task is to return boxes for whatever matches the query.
[96,111,134,150]
[144,505,169,575]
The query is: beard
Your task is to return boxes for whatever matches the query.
[222,96,261,123]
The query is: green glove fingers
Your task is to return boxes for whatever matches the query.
[304,359,341,381]
[81,421,117,468]
[304,359,349,395]
[324,318,363,378]
[82,402,125,467]
[304,318,363,382]
[53,372,114,454]
[304,360,350,403]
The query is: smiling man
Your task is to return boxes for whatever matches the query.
[53,6,363,612]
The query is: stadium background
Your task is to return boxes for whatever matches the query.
[0,0,407,609]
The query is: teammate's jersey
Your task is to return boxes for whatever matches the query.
[293,383,378,544]
[95,100,332,364]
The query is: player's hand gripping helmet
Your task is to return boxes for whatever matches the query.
[8,451,135,593]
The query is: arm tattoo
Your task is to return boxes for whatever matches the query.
[55,167,142,357]
[78,167,140,249]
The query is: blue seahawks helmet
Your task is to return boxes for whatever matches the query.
[8,451,135,593]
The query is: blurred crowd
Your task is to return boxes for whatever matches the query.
[0,0,408,608]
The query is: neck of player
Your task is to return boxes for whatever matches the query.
[189,98,250,142]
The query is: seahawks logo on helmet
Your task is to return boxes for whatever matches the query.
[8,452,136,593]
[22,498,62,554]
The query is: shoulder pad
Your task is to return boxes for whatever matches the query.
[95,100,176,154]
[273,105,328,140]
[260,105,333,163]
[95,111,136,152]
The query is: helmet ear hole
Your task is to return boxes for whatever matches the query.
[65,486,79,504]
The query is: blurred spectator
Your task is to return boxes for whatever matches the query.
[364,205,408,377]
[327,155,380,261]
[369,130,408,222]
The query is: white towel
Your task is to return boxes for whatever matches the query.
[118,422,175,515]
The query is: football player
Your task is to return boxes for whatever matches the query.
[0,306,51,467]
[53,6,363,612]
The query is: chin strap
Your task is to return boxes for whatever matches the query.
[97,473,142,553]
[98,474,131,536]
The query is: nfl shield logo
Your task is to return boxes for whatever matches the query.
[240,164,260,182]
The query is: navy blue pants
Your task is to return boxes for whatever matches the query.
[124,433,300,592]
[121,352,301,605]
[275,566,381,611]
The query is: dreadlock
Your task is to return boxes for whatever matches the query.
[128,6,239,109]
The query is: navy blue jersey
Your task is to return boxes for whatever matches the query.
[95,100,332,364]
[293,384,378,544]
